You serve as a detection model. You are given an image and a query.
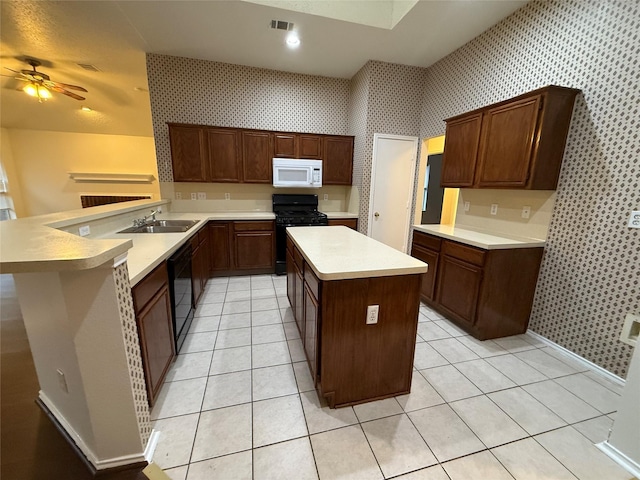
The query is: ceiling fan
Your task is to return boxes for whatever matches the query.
[4,58,88,102]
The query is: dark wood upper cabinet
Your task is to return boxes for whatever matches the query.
[323,136,354,185]
[206,128,241,182]
[441,85,579,190]
[299,135,323,159]
[242,131,272,183]
[169,125,207,182]
[441,114,482,187]
[273,133,298,158]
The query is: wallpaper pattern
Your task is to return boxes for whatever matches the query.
[113,262,151,447]
[420,0,639,377]
[146,54,350,182]
[350,61,428,233]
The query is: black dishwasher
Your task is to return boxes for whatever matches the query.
[167,243,194,353]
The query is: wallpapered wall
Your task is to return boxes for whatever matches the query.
[146,54,350,183]
[349,61,428,233]
[420,0,639,377]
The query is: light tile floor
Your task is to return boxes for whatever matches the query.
[151,274,632,480]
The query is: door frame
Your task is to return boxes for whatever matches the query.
[367,133,419,252]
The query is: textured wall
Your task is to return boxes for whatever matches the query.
[146,54,350,182]
[419,0,639,377]
[349,61,428,233]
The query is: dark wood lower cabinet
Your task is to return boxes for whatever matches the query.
[327,218,358,230]
[209,220,275,275]
[209,222,231,272]
[131,263,176,407]
[410,229,544,340]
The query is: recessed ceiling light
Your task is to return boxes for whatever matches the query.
[286,32,301,48]
[81,106,92,112]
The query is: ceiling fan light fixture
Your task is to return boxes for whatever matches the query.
[23,82,51,101]
[81,106,92,112]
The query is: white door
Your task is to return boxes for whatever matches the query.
[368,133,419,252]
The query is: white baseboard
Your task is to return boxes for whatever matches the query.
[597,441,640,478]
[39,391,147,470]
[145,430,161,463]
[525,330,625,386]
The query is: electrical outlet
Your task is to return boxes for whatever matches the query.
[522,206,531,219]
[323,194,328,201]
[464,201,470,212]
[78,225,91,237]
[57,369,68,393]
[490,204,498,215]
[628,210,640,228]
[197,192,206,200]
[224,193,231,200]
[175,192,182,200]
[190,192,197,200]
[366,305,379,325]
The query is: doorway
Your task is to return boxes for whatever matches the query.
[367,133,419,253]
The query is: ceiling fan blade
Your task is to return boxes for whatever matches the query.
[51,85,85,101]
[4,67,22,74]
[0,73,28,80]
[49,81,87,92]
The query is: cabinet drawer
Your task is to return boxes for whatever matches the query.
[132,262,169,314]
[304,264,320,299]
[233,221,274,231]
[442,241,485,266]
[413,231,442,251]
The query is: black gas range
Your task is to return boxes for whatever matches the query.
[273,194,329,275]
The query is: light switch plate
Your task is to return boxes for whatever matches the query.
[464,201,470,212]
[366,305,379,324]
[78,225,91,237]
[190,193,197,200]
[490,204,498,215]
[628,211,640,228]
[197,192,206,200]
[522,206,531,219]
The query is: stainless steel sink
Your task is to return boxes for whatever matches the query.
[118,219,199,234]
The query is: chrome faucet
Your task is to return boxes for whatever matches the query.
[133,209,161,227]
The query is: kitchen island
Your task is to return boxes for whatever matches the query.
[286,226,428,408]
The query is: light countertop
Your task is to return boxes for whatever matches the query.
[413,224,546,250]
[323,212,359,219]
[287,226,428,281]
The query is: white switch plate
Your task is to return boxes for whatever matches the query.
[490,204,498,215]
[57,368,68,393]
[190,193,197,200]
[464,201,470,212]
[197,192,206,200]
[225,193,230,200]
[78,225,91,237]
[175,192,182,200]
[522,206,531,219]
[628,210,640,228]
[366,305,379,324]
[323,194,328,201]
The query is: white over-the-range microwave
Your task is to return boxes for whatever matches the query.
[272,158,322,188]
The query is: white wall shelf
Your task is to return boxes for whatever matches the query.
[68,172,156,184]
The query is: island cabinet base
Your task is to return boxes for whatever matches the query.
[316,274,422,408]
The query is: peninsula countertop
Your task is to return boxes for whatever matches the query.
[287,225,428,281]
[413,224,546,250]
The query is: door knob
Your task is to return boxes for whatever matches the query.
[374,212,380,218]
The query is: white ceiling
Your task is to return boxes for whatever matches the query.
[0,0,527,137]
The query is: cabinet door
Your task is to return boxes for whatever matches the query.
[299,135,323,159]
[169,125,207,182]
[273,133,298,158]
[323,136,353,185]
[286,248,296,310]
[327,218,357,230]
[441,114,482,187]
[476,95,541,188]
[234,232,274,269]
[137,285,175,406]
[304,284,319,380]
[206,128,241,182]
[242,131,272,183]
[411,244,439,301]
[209,222,231,271]
[436,255,482,325]
[294,264,305,339]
